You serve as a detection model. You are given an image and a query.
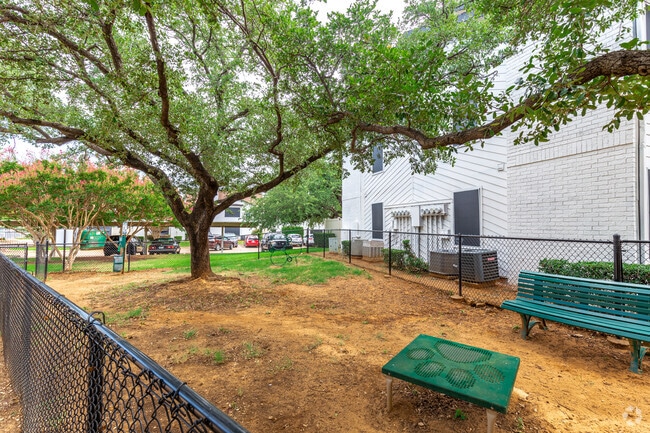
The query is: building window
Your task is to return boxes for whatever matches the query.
[372,146,383,173]
[225,207,241,218]
[372,203,383,239]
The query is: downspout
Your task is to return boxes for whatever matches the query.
[634,15,644,241]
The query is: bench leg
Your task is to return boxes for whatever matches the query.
[486,409,498,433]
[519,314,548,339]
[386,376,393,411]
[629,339,647,374]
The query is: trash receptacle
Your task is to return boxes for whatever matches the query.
[113,255,124,272]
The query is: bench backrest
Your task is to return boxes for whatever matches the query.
[517,271,650,321]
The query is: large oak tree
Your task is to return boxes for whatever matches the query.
[0,0,648,278]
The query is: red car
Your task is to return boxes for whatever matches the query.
[245,235,259,248]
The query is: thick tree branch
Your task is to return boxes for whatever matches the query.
[352,50,650,149]
[0,6,111,75]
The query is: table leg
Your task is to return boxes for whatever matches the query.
[486,409,498,433]
[386,376,393,411]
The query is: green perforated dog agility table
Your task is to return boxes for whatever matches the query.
[382,334,520,433]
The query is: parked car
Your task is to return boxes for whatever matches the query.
[288,234,303,247]
[303,234,315,246]
[261,233,292,251]
[148,237,181,255]
[224,233,239,247]
[103,235,144,256]
[245,235,259,248]
[209,235,236,250]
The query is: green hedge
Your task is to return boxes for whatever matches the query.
[282,226,304,237]
[312,232,336,248]
[538,259,650,285]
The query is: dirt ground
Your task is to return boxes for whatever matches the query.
[2,261,649,433]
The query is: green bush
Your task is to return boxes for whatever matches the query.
[382,240,428,273]
[341,240,350,255]
[282,226,304,237]
[538,259,650,285]
[312,232,335,248]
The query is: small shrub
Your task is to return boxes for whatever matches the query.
[382,239,428,273]
[312,232,336,248]
[538,258,650,285]
[341,240,350,255]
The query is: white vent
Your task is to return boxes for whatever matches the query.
[421,206,446,216]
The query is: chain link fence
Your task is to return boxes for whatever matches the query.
[302,229,643,307]
[0,254,249,433]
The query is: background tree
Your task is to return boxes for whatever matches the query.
[336,0,649,155]
[0,0,648,279]
[0,158,171,269]
[0,0,370,278]
[243,160,341,231]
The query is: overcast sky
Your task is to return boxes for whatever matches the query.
[313,0,405,22]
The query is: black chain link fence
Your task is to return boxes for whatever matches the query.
[303,229,646,307]
[0,254,249,433]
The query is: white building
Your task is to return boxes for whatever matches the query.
[342,14,649,243]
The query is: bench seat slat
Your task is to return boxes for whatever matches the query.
[511,292,649,320]
[502,271,650,373]
[501,300,650,341]
[517,282,650,306]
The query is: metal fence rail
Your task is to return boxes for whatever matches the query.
[0,254,249,433]
[304,229,638,306]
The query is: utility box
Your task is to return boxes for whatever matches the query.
[351,239,364,257]
[329,238,339,252]
[113,255,124,272]
[429,249,499,283]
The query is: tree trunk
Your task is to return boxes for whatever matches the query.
[187,227,214,279]
[182,202,217,279]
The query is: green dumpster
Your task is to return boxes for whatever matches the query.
[81,229,107,250]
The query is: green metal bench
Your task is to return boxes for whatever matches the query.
[501,271,650,373]
[382,334,520,433]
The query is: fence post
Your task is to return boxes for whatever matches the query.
[613,234,623,282]
[348,230,352,264]
[23,243,28,271]
[388,231,392,276]
[457,234,463,298]
[62,231,67,273]
[323,231,326,258]
[44,241,49,282]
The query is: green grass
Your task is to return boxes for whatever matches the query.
[105,306,147,324]
[34,249,369,286]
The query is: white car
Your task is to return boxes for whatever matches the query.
[288,234,303,247]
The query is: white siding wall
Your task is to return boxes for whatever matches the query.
[342,14,647,241]
[342,135,509,237]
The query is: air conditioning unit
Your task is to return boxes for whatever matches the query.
[429,249,499,283]
[351,239,364,257]
[429,249,458,275]
[362,240,384,261]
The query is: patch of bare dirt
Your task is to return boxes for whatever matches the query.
[2,266,650,433]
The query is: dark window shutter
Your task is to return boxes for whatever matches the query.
[453,189,480,246]
[372,203,383,239]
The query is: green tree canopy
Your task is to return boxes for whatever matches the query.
[0,0,647,278]
[243,160,341,230]
[0,157,172,269]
